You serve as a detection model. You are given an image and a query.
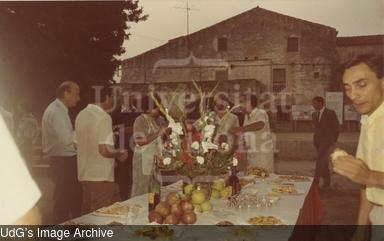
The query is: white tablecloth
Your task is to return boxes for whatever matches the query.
[66,174,314,241]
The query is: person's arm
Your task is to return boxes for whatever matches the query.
[357,189,373,224]
[98,116,127,161]
[242,121,265,132]
[350,190,372,241]
[230,111,265,134]
[133,115,166,147]
[135,131,159,146]
[52,112,75,148]
[333,155,384,188]
[1,116,41,224]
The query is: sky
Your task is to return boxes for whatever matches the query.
[121,0,384,59]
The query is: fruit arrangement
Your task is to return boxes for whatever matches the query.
[183,184,213,213]
[148,192,197,225]
[210,179,232,199]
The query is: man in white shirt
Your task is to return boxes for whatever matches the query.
[0,115,41,224]
[230,93,274,173]
[334,53,384,240]
[42,81,81,223]
[75,84,128,213]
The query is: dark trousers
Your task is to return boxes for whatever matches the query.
[314,145,331,187]
[115,153,133,200]
[50,155,82,223]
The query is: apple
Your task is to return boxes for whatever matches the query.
[194,204,203,213]
[155,201,171,217]
[220,187,232,199]
[212,180,225,191]
[170,203,183,217]
[182,211,197,224]
[148,211,163,224]
[191,190,206,205]
[166,192,181,206]
[211,189,221,199]
[184,184,194,195]
[180,200,194,212]
[164,214,180,224]
[201,201,212,212]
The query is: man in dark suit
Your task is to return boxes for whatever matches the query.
[312,96,339,188]
[111,93,141,200]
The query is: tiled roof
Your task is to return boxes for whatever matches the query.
[337,35,384,46]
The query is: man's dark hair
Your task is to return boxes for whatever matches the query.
[242,93,258,108]
[136,94,161,113]
[342,53,384,79]
[88,83,113,104]
[312,96,324,105]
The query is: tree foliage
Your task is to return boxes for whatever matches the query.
[0,1,147,114]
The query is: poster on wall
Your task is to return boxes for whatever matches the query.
[325,92,343,124]
[344,104,361,121]
[292,105,314,120]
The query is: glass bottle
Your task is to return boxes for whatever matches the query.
[228,166,241,196]
[148,155,162,212]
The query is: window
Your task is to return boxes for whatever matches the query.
[215,70,228,81]
[218,37,227,51]
[314,72,320,79]
[272,69,286,92]
[287,37,299,52]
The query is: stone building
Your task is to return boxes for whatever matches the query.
[121,7,382,127]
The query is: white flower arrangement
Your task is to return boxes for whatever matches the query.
[221,142,230,151]
[191,141,200,150]
[201,141,218,154]
[150,80,238,181]
[196,156,205,165]
[232,157,238,167]
[163,157,172,166]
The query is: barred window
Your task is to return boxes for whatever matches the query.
[272,69,286,92]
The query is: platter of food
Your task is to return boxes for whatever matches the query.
[271,185,304,195]
[244,167,269,178]
[278,175,311,182]
[93,202,143,218]
[247,216,284,225]
[239,177,256,187]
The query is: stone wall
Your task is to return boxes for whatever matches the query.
[121,7,338,107]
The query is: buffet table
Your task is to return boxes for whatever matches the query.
[65,174,324,241]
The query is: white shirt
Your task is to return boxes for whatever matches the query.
[243,107,274,172]
[42,99,76,157]
[75,104,115,182]
[0,105,13,131]
[356,102,384,206]
[243,107,272,147]
[0,116,41,224]
[318,106,325,122]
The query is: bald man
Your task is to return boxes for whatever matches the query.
[42,81,82,223]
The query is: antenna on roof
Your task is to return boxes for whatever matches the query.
[175,0,199,36]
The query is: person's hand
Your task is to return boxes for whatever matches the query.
[117,150,129,162]
[159,127,172,136]
[333,155,370,185]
